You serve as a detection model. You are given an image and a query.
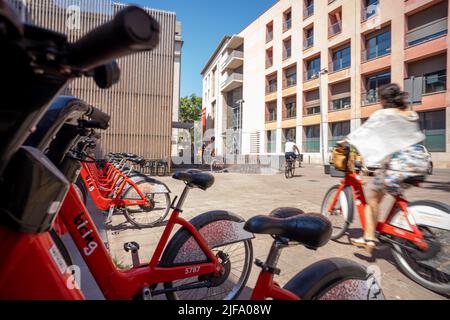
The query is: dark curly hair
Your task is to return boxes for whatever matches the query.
[379,83,408,110]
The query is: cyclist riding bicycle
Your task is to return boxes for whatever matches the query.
[285,138,301,163]
[339,83,427,253]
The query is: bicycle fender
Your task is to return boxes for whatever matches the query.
[159,211,254,266]
[283,258,384,300]
[389,201,450,232]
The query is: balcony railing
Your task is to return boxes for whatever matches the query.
[304,69,320,81]
[330,97,351,111]
[266,83,277,94]
[329,21,342,37]
[304,4,314,19]
[361,1,379,21]
[422,129,446,152]
[283,19,292,32]
[361,40,391,62]
[304,35,314,50]
[423,74,447,94]
[283,77,297,89]
[303,138,320,153]
[266,30,274,43]
[406,17,448,47]
[361,89,380,106]
[329,58,350,73]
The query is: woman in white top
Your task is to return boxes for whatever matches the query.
[343,84,425,253]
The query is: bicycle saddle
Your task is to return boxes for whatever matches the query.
[244,212,332,250]
[172,169,215,191]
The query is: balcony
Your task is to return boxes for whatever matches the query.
[304,4,314,19]
[361,1,379,22]
[406,17,448,47]
[329,21,342,38]
[329,59,350,73]
[221,50,244,70]
[330,97,351,111]
[304,69,320,81]
[283,19,292,32]
[283,77,297,89]
[304,35,314,50]
[221,73,243,92]
[361,89,380,106]
[361,40,391,63]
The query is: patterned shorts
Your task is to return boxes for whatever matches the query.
[372,170,416,196]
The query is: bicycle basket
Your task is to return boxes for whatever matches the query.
[332,146,348,172]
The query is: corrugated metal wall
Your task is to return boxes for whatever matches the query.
[8,0,176,161]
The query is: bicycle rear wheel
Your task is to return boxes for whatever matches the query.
[390,201,450,295]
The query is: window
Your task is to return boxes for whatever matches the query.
[362,71,391,105]
[423,70,447,94]
[329,121,351,146]
[362,0,379,21]
[419,110,446,152]
[266,22,274,43]
[329,8,342,37]
[266,130,277,153]
[284,66,297,88]
[305,56,321,80]
[284,96,297,119]
[283,38,292,60]
[303,125,320,152]
[304,26,314,49]
[305,89,320,115]
[266,48,273,68]
[330,81,351,111]
[267,74,277,94]
[266,102,277,122]
[304,0,314,19]
[284,9,292,32]
[364,28,391,61]
[331,45,350,72]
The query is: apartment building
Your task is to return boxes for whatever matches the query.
[202,0,450,167]
[9,0,182,163]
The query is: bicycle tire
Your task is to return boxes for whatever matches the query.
[122,177,171,228]
[390,200,450,295]
[284,257,384,300]
[160,211,253,300]
[321,185,354,240]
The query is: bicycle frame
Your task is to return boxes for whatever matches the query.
[80,163,149,211]
[251,271,300,300]
[59,184,223,300]
[328,172,428,250]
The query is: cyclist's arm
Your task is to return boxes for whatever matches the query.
[294,145,301,155]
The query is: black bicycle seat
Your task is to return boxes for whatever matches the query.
[172,169,215,191]
[270,207,305,219]
[244,212,332,250]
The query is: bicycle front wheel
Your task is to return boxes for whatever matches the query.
[321,185,354,240]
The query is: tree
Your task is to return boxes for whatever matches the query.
[179,94,202,123]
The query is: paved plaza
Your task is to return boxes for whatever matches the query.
[101,165,450,300]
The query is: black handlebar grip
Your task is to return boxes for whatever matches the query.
[86,107,110,130]
[69,5,160,71]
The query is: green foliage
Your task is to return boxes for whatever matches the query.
[179,94,202,123]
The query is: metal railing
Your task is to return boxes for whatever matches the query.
[304,4,314,19]
[422,129,446,152]
[283,77,297,89]
[329,58,350,73]
[361,39,391,62]
[304,35,314,50]
[303,138,320,153]
[266,83,278,94]
[406,17,448,47]
[283,19,292,32]
[304,69,320,81]
[361,89,380,106]
[423,74,447,94]
[330,97,351,111]
[361,1,379,21]
[329,20,342,37]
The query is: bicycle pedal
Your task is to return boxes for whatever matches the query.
[124,242,141,267]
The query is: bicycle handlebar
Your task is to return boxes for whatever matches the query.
[69,5,160,71]
[86,107,110,130]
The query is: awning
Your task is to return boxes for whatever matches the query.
[172,121,194,130]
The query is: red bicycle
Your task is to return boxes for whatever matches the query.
[321,155,450,295]
[244,208,384,300]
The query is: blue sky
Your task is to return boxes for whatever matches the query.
[124,0,277,97]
